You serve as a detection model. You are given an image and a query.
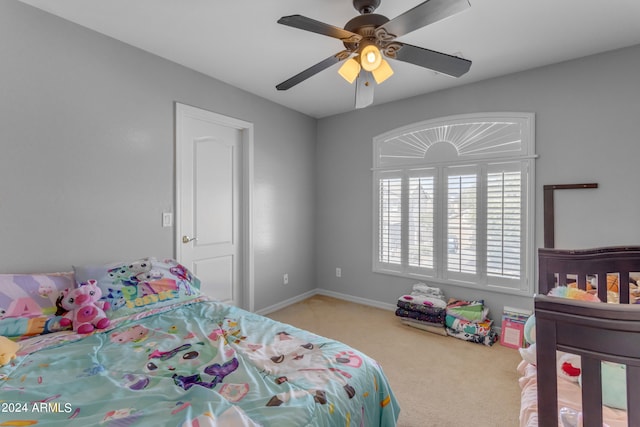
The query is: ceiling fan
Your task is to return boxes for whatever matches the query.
[276,0,472,109]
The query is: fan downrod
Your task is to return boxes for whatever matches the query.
[353,0,380,14]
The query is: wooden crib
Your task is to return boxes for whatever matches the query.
[535,246,640,427]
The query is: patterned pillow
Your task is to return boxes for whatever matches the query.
[0,272,75,338]
[73,257,201,320]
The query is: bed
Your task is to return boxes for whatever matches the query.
[0,257,400,426]
[518,246,640,427]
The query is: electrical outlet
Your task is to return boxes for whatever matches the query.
[336,268,342,278]
[283,273,289,285]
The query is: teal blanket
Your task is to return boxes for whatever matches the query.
[0,299,400,426]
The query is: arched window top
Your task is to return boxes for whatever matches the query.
[374,112,535,168]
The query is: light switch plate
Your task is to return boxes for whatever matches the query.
[162,212,173,227]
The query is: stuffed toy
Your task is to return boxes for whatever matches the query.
[0,336,19,366]
[518,314,537,365]
[518,329,582,381]
[519,287,599,368]
[557,352,581,382]
[548,286,600,302]
[59,280,111,334]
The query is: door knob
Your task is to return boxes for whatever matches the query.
[182,235,197,244]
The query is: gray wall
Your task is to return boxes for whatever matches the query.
[316,44,640,316]
[4,0,640,320]
[0,0,317,312]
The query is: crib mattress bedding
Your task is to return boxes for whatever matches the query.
[1,297,399,426]
[517,360,626,427]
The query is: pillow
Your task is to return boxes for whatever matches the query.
[73,257,201,319]
[0,272,75,338]
[601,362,626,410]
[578,361,627,410]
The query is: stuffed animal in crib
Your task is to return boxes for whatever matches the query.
[0,336,19,366]
[518,314,537,365]
[520,287,599,370]
[59,280,111,334]
[548,286,600,302]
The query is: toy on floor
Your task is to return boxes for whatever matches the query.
[59,280,111,334]
[0,336,19,366]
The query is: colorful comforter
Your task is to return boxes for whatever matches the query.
[0,298,400,426]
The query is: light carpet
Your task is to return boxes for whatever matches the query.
[266,294,523,427]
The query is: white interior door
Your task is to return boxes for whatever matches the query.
[175,103,253,308]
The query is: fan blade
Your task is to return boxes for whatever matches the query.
[276,51,351,91]
[379,0,470,39]
[278,15,362,43]
[387,42,471,77]
[355,71,375,109]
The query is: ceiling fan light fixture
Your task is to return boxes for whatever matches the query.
[338,58,362,84]
[372,58,393,84]
[360,44,382,72]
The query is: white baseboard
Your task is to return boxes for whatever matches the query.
[255,288,397,316]
[254,289,317,316]
[255,289,507,335]
[315,288,397,311]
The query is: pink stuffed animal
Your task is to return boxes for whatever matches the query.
[59,280,111,334]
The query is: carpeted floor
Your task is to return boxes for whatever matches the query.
[266,294,523,427]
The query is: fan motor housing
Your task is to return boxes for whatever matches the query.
[343,13,389,50]
[353,0,381,14]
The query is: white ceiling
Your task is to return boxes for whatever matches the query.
[18,0,640,118]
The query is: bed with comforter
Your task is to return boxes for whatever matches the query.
[0,258,399,426]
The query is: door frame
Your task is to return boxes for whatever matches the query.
[174,102,255,311]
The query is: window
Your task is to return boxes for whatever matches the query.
[378,175,402,265]
[373,113,535,295]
